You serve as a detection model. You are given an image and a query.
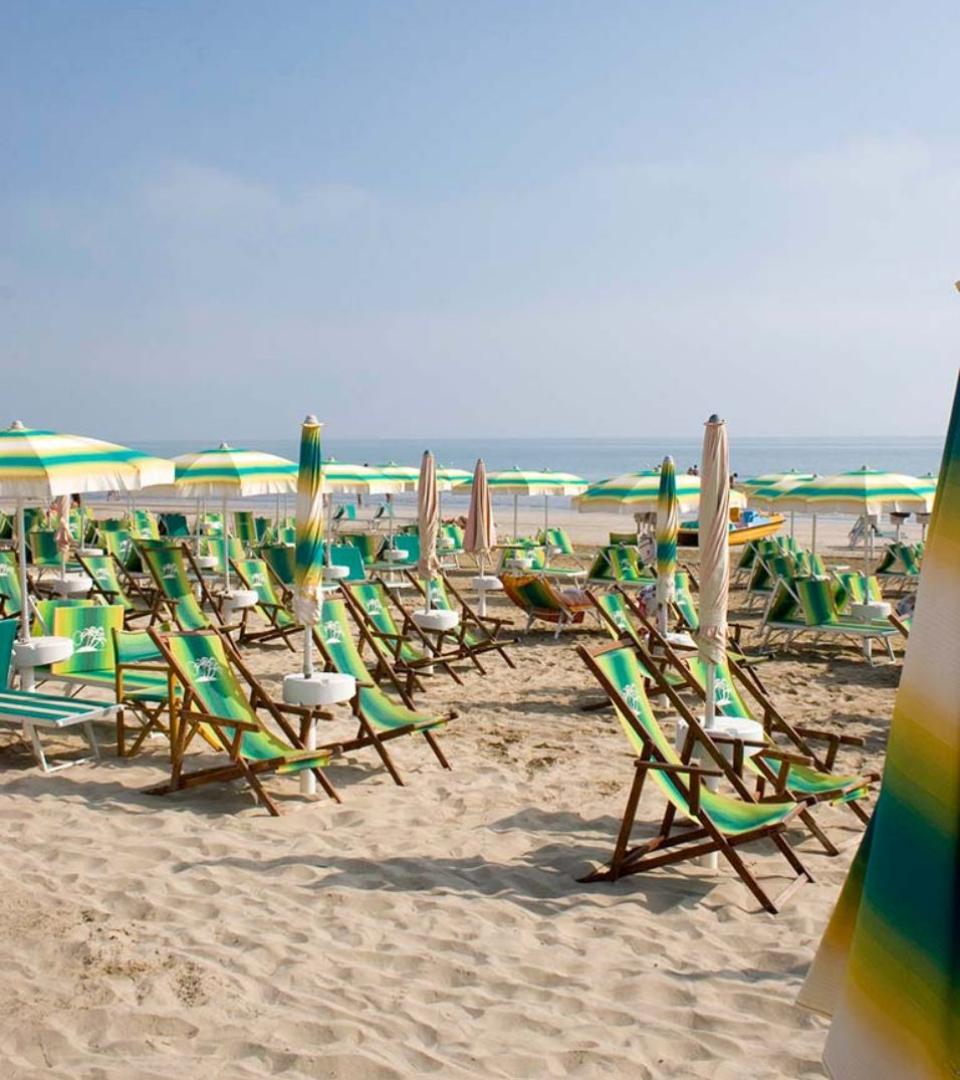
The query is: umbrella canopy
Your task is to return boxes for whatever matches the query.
[170,444,296,589]
[0,421,173,497]
[0,421,175,651]
[655,457,679,632]
[461,467,587,539]
[464,459,495,573]
[436,465,472,491]
[293,418,324,669]
[372,462,420,491]
[747,473,816,510]
[735,470,814,495]
[798,374,960,1079]
[417,451,440,594]
[170,444,296,497]
[697,416,730,729]
[575,469,744,515]
[319,459,394,494]
[772,468,936,515]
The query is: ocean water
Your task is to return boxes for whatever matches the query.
[138,435,943,485]
[132,435,943,520]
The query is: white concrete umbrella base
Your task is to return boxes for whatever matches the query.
[76,547,104,557]
[15,636,74,691]
[48,574,92,596]
[323,565,350,581]
[411,609,459,676]
[194,555,218,571]
[222,589,258,620]
[850,601,891,622]
[472,575,502,617]
[283,673,356,795]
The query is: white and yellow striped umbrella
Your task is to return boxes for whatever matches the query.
[171,444,296,497]
[575,469,746,515]
[771,468,936,515]
[0,421,173,498]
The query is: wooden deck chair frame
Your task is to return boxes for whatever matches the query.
[77,552,161,627]
[630,624,875,835]
[344,579,463,689]
[403,570,516,674]
[310,603,455,785]
[230,558,301,650]
[114,629,174,758]
[577,641,815,914]
[139,541,243,638]
[145,628,341,815]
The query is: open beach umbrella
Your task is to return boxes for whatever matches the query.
[170,444,296,590]
[293,417,324,677]
[697,416,730,731]
[0,422,174,673]
[466,466,588,539]
[655,456,678,634]
[736,470,814,496]
[464,459,495,576]
[317,459,398,554]
[773,467,935,574]
[748,473,818,539]
[798,373,960,1080]
[417,451,440,605]
[434,465,471,524]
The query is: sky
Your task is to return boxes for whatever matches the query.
[3,1,959,444]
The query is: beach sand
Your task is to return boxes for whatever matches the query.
[0,548,899,1078]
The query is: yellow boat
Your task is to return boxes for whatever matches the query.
[678,510,784,548]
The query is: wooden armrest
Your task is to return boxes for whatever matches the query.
[705,733,768,749]
[796,726,864,748]
[635,759,722,777]
[757,747,813,767]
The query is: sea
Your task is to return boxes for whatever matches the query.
[133,435,943,518]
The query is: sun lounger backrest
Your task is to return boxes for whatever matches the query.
[0,617,16,687]
[349,582,400,637]
[261,543,295,587]
[594,592,643,646]
[687,656,751,719]
[317,598,372,681]
[46,605,124,675]
[674,571,698,630]
[28,529,61,567]
[143,545,193,598]
[796,577,839,627]
[233,558,284,608]
[80,555,131,608]
[765,580,803,624]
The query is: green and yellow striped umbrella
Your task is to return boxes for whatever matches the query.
[321,459,399,494]
[0,421,174,653]
[436,465,472,491]
[575,468,702,515]
[171,444,296,589]
[771,468,935,515]
[295,417,324,675]
[735,470,814,496]
[799,374,960,1079]
[0,421,173,497]
[655,456,678,629]
[456,466,587,539]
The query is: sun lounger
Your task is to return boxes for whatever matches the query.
[500,574,594,638]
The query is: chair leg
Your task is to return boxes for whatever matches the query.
[423,729,451,770]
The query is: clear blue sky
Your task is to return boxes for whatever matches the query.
[3,1,958,443]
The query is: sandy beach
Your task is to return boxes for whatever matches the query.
[0,542,898,1079]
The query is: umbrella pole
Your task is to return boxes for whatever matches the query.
[811,514,817,554]
[195,497,202,554]
[16,500,29,645]
[275,493,281,530]
[704,664,717,730]
[513,493,518,541]
[222,492,230,591]
[544,495,549,534]
[789,511,795,539]
[324,493,331,567]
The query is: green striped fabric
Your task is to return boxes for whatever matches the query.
[673,571,698,630]
[316,599,446,733]
[101,529,140,572]
[0,687,107,724]
[31,598,94,636]
[575,469,701,514]
[655,457,678,601]
[233,511,257,546]
[260,543,296,588]
[45,605,124,675]
[294,418,324,604]
[594,645,798,834]
[129,509,161,540]
[764,581,805,626]
[142,545,193,599]
[834,573,883,612]
[0,423,173,498]
[159,512,190,538]
[171,445,296,497]
[462,467,588,497]
[201,535,245,573]
[538,527,575,556]
[113,629,169,701]
[441,522,465,551]
[233,559,296,628]
[28,530,81,571]
[80,555,133,609]
[165,631,329,771]
[0,551,23,616]
[687,657,867,802]
[339,533,384,565]
[772,468,936,515]
[797,577,838,626]
[348,583,426,665]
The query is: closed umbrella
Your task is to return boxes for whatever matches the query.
[0,421,173,683]
[698,416,730,732]
[293,417,324,676]
[417,451,440,604]
[464,459,496,615]
[169,444,296,590]
[798,374,960,1079]
[655,457,678,635]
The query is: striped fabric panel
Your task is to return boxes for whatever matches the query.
[0,688,111,723]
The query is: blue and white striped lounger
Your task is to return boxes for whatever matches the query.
[0,689,113,773]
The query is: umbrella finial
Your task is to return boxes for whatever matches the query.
[8,420,25,431]
[707,414,722,424]
[218,441,231,450]
[304,414,319,425]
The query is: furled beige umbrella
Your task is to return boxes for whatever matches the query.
[698,415,730,731]
[417,450,440,606]
[464,458,497,616]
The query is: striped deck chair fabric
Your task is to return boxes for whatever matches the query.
[77,554,155,623]
[261,543,296,590]
[0,550,24,617]
[340,533,384,566]
[347,581,432,670]
[140,545,216,631]
[232,557,299,648]
[538,527,575,557]
[159,513,191,538]
[579,643,812,912]
[28,530,82,573]
[500,574,593,637]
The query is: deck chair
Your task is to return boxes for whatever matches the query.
[231,557,301,649]
[253,516,272,544]
[0,511,12,542]
[345,580,461,689]
[404,572,517,674]
[794,577,900,662]
[339,533,384,567]
[586,545,652,587]
[500,543,584,582]
[577,641,815,913]
[200,535,246,575]
[439,523,465,567]
[369,534,419,572]
[0,550,24,617]
[261,543,296,592]
[100,528,143,574]
[139,543,239,635]
[633,626,875,832]
[500,574,594,638]
[27,530,83,578]
[113,627,174,757]
[77,553,158,625]
[129,509,161,540]
[0,617,111,772]
[145,628,339,815]
[232,511,257,550]
[312,598,455,784]
[745,552,798,610]
[159,513,191,539]
[538,526,576,557]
